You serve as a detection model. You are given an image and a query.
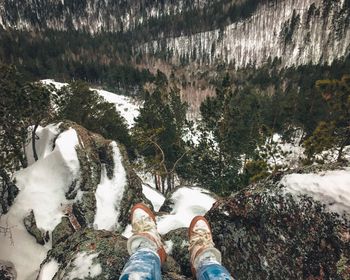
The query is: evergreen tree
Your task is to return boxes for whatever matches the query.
[304,75,350,162]
[54,81,134,155]
[0,64,52,173]
[133,87,189,194]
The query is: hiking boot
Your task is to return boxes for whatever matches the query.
[127,203,166,263]
[188,216,222,277]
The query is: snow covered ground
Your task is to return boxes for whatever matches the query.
[96,89,140,128]
[156,187,216,235]
[281,168,350,217]
[41,79,140,128]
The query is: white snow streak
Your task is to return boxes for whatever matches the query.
[94,142,127,231]
[37,259,60,280]
[142,184,165,212]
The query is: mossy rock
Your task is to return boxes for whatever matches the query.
[163,228,191,277]
[52,217,75,247]
[42,229,129,279]
[206,187,350,279]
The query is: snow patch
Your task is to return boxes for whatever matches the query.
[96,89,140,128]
[66,252,102,280]
[94,142,127,231]
[122,224,133,238]
[164,240,174,255]
[41,79,67,89]
[37,259,60,280]
[156,187,216,235]
[281,168,350,216]
[142,184,165,212]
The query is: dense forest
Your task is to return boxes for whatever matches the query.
[1,53,349,195]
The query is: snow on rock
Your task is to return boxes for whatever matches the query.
[25,124,61,166]
[281,168,350,216]
[96,89,140,128]
[156,187,216,235]
[142,184,165,212]
[65,252,102,280]
[0,128,80,280]
[37,259,60,280]
[93,142,127,231]
[164,240,174,255]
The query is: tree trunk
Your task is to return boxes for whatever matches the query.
[32,123,39,162]
[337,129,350,162]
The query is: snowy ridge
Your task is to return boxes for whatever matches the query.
[25,124,61,166]
[97,89,140,128]
[0,127,80,280]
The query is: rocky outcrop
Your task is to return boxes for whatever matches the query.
[206,185,350,279]
[58,122,150,232]
[43,229,129,279]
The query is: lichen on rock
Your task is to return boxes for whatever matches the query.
[206,184,350,279]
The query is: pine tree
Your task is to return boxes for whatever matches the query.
[0,64,52,172]
[304,75,350,162]
[133,87,189,194]
[54,81,133,155]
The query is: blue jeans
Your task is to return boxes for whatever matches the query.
[119,249,232,279]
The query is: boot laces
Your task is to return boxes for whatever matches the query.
[132,216,155,234]
[189,228,214,252]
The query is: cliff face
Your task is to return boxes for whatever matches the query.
[140,0,350,68]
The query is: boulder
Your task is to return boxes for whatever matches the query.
[42,227,194,279]
[206,186,350,279]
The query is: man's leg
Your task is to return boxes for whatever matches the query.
[189,216,233,280]
[119,203,166,280]
[120,248,161,280]
[196,260,232,280]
